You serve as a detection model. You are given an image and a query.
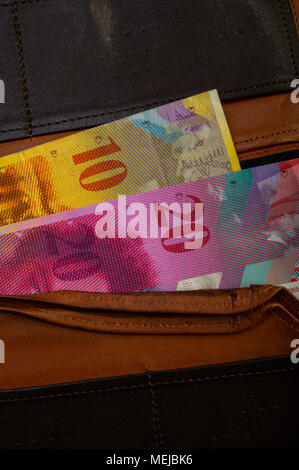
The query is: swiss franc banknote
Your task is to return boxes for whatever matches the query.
[0,159,297,295]
[0,90,239,226]
[281,281,299,299]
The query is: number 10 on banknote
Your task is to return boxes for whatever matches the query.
[0,89,239,226]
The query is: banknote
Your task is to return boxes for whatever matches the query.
[282,258,299,298]
[0,158,297,295]
[239,255,298,288]
[291,258,299,282]
[0,90,239,227]
[281,281,299,299]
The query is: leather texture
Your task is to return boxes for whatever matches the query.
[0,357,298,449]
[1,285,298,335]
[224,92,299,160]
[0,0,298,142]
[0,293,298,391]
[0,92,298,161]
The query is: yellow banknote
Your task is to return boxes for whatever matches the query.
[0,89,240,226]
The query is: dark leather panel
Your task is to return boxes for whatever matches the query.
[0,357,298,448]
[0,0,298,142]
[240,149,299,168]
[0,5,28,139]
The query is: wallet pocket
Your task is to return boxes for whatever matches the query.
[0,284,298,334]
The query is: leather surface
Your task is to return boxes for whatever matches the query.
[290,0,299,35]
[0,304,297,390]
[0,0,298,142]
[1,285,298,334]
[0,357,298,448]
[0,92,298,161]
[223,92,299,160]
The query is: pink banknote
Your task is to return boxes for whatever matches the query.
[0,159,298,294]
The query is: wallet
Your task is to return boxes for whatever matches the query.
[0,0,298,449]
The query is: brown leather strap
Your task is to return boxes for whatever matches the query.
[0,285,298,334]
[12,285,284,313]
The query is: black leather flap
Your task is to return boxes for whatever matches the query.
[0,357,297,448]
[0,0,298,141]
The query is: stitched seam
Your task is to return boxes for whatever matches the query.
[16,308,251,329]
[1,423,298,448]
[17,293,248,310]
[10,2,32,137]
[0,80,292,134]
[219,80,290,93]
[1,286,275,326]
[278,0,298,76]
[209,423,299,443]
[234,128,298,145]
[290,0,299,35]
[3,0,46,6]
[0,367,295,404]
[0,125,27,133]
[147,367,164,449]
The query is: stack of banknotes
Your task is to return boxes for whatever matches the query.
[0,90,298,296]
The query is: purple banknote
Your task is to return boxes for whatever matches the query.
[0,159,298,294]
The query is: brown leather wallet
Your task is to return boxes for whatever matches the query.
[0,283,298,391]
[0,90,298,388]
[0,118,298,448]
[0,0,299,448]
